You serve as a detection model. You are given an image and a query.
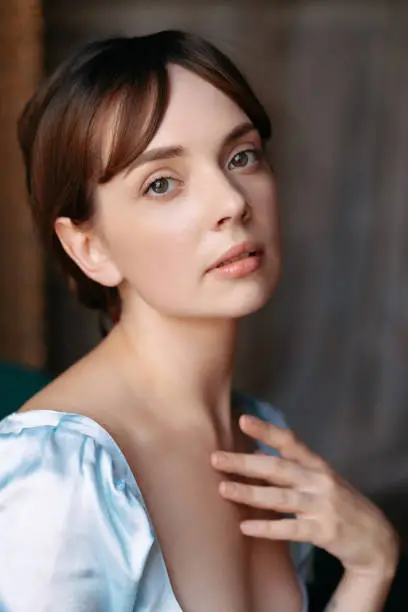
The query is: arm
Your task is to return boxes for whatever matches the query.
[324,566,397,612]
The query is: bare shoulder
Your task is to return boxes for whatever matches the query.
[19,344,120,421]
[18,341,151,456]
[20,356,95,414]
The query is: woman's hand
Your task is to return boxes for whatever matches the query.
[211,415,399,578]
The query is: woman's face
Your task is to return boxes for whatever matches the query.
[92,65,281,319]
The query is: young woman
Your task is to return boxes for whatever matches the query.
[0,31,398,611]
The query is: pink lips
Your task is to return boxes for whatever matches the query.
[206,241,264,279]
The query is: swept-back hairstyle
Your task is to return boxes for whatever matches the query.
[18,30,271,322]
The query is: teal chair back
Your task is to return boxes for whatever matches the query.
[0,361,51,419]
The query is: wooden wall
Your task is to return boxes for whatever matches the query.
[0,0,44,366]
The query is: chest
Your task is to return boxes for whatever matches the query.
[123,432,303,612]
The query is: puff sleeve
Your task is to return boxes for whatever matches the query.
[0,419,154,612]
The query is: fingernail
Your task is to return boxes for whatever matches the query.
[219,481,229,495]
[240,415,256,428]
[219,481,235,495]
[241,521,261,535]
[211,452,226,466]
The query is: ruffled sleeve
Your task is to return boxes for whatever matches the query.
[0,415,154,612]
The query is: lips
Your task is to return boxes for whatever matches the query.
[206,241,263,273]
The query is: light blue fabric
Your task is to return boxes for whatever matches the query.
[0,394,310,611]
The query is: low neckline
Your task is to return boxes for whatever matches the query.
[0,396,309,611]
[6,390,261,510]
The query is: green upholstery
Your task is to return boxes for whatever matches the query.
[0,361,51,419]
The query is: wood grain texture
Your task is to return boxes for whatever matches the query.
[0,0,44,366]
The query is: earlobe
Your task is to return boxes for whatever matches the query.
[54,217,122,287]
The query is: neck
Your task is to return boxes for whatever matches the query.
[110,302,239,436]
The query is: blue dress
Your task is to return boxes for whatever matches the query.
[0,393,310,611]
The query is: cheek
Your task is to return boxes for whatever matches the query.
[102,204,202,298]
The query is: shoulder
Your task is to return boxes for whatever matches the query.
[0,409,152,549]
[0,410,156,608]
[0,408,142,502]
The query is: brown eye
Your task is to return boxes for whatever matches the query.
[228,149,260,171]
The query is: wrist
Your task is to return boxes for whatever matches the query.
[344,561,397,583]
[345,532,400,582]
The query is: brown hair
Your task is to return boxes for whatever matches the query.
[18,30,271,323]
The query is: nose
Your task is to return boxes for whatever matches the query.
[210,171,251,230]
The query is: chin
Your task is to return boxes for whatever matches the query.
[233,293,272,318]
[219,277,277,319]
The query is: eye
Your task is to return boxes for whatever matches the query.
[228,148,261,171]
[143,176,180,198]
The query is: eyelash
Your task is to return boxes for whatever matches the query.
[142,147,262,198]
[227,147,262,170]
[143,176,182,198]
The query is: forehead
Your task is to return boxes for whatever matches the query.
[148,64,249,150]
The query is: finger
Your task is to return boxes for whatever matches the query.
[211,451,306,487]
[240,517,317,542]
[239,415,326,469]
[219,481,316,514]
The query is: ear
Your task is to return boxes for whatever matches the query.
[54,217,122,287]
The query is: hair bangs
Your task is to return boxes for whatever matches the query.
[91,66,169,185]
[18,30,273,321]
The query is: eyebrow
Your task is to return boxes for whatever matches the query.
[222,121,257,147]
[124,121,257,176]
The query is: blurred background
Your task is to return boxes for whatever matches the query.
[1,0,407,606]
